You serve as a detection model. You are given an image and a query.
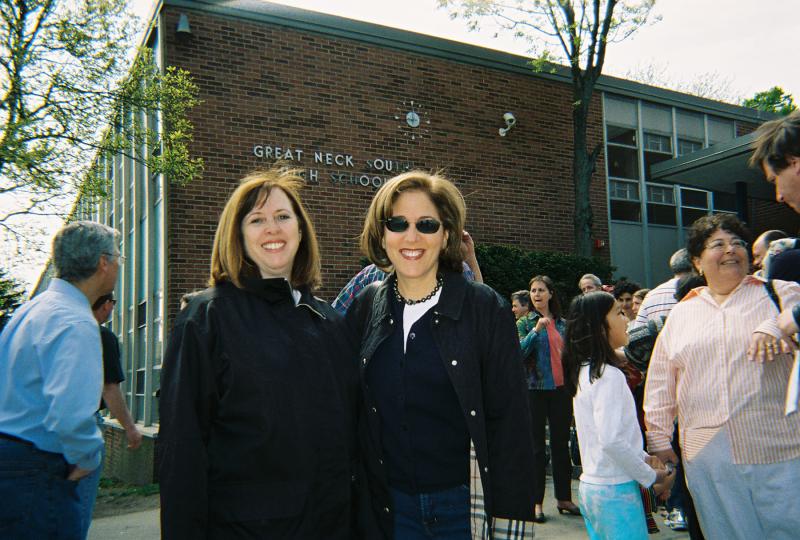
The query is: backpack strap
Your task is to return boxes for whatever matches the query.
[764,279,783,313]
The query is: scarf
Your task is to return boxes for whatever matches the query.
[546,321,564,387]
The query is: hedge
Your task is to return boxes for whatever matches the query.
[475,244,615,308]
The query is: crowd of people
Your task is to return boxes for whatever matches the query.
[1,111,800,540]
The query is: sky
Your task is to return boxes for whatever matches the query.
[7,0,798,291]
[249,0,800,100]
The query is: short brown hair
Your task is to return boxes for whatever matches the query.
[686,213,752,261]
[749,110,800,173]
[210,168,321,289]
[360,170,465,273]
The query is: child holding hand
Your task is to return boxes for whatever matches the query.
[564,292,674,539]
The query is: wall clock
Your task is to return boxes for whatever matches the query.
[394,100,430,141]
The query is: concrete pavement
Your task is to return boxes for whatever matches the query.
[89,478,690,539]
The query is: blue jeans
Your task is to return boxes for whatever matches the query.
[0,437,82,539]
[389,484,470,540]
[77,414,105,538]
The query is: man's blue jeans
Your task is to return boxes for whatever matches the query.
[76,414,105,538]
[389,484,471,539]
[0,437,82,539]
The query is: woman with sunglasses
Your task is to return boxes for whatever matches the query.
[346,171,535,539]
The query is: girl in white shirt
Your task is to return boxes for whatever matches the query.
[563,291,673,540]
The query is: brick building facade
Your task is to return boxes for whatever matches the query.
[162,5,608,315]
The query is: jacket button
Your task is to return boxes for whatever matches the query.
[434,318,439,324]
[379,459,383,465]
[470,410,476,417]
[372,407,377,413]
[389,318,394,325]
[384,507,390,513]
[484,466,489,472]
[451,360,458,366]
[362,358,367,365]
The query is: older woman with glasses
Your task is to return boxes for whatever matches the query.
[158,169,358,539]
[644,213,800,539]
[346,171,535,539]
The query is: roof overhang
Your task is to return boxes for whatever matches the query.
[650,133,775,200]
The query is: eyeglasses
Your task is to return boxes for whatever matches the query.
[103,252,126,263]
[383,217,442,234]
[705,238,748,252]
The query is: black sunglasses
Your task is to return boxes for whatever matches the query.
[383,216,442,234]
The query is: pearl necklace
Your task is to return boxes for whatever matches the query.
[394,276,443,305]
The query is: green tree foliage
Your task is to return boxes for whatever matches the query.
[0,268,26,330]
[475,243,615,307]
[742,87,797,116]
[0,0,202,243]
[440,0,657,256]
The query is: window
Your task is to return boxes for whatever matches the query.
[713,191,737,213]
[610,179,639,200]
[708,116,735,145]
[607,125,637,147]
[607,146,640,179]
[644,133,671,153]
[605,96,637,128]
[677,138,703,156]
[643,132,673,180]
[676,109,705,144]
[648,184,674,204]
[610,179,641,222]
[681,188,709,227]
[647,184,676,225]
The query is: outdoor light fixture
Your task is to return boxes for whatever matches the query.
[176,13,192,35]
[499,112,516,137]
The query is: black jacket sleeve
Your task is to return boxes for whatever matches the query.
[158,305,220,539]
[480,291,536,520]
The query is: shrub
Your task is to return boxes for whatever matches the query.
[475,244,615,307]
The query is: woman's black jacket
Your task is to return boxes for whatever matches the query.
[346,270,536,538]
[158,279,359,539]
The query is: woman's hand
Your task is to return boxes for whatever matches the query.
[651,448,678,467]
[652,467,676,499]
[534,317,552,333]
[778,307,800,339]
[747,331,796,363]
[644,454,664,470]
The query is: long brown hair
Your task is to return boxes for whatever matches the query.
[563,292,621,397]
[210,168,321,289]
[529,275,561,319]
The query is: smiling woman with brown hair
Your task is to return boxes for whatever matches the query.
[158,168,358,539]
[644,213,800,539]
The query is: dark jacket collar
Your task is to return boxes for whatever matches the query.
[240,277,326,319]
[370,269,466,327]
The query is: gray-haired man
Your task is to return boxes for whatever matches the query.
[631,249,693,329]
[0,221,120,539]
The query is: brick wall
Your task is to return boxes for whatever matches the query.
[102,423,157,485]
[162,7,608,325]
[749,198,800,237]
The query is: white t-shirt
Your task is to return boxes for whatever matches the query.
[573,363,656,487]
[401,289,442,353]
